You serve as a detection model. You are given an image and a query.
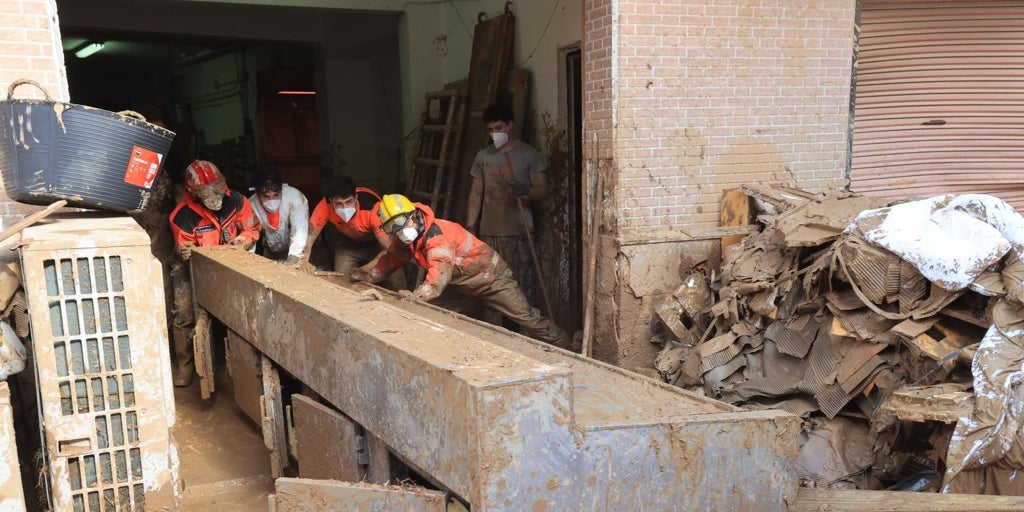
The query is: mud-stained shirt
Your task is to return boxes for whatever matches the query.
[470,140,547,236]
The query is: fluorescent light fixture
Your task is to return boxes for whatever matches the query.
[277,90,316,95]
[75,42,105,59]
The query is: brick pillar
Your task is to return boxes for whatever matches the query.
[582,0,856,370]
[0,0,69,226]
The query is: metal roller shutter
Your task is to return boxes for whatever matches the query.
[852,2,1024,210]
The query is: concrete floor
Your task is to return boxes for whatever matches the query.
[171,380,274,511]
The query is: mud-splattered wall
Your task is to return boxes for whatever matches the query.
[583,0,857,369]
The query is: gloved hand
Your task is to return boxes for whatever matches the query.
[397,289,419,301]
[229,236,249,249]
[283,255,300,266]
[350,267,372,283]
[179,242,196,261]
[512,180,530,197]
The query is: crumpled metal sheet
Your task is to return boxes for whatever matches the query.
[765,316,819,358]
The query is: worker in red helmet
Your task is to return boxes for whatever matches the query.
[167,159,261,386]
[352,194,569,348]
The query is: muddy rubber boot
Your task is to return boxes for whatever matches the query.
[172,324,195,387]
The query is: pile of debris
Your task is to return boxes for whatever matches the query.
[653,186,1024,495]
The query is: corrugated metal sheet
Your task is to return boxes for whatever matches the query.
[852,2,1024,210]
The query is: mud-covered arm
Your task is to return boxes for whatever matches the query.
[362,242,411,283]
[234,198,262,249]
[466,176,484,232]
[412,246,455,301]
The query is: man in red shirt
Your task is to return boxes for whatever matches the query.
[353,194,568,348]
[302,176,403,287]
[168,159,261,386]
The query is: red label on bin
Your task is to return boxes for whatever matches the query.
[123,145,163,189]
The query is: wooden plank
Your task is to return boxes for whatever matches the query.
[720,189,753,255]
[291,394,364,482]
[261,356,289,478]
[878,383,973,424]
[364,432,391,485]
[271,478,447,512]
[226,330,262,425]
[791,487,1024,511]
[195,308,215,399]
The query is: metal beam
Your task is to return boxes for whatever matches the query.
[191,248,801,511]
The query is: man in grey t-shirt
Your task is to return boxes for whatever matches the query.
[467,103,550,308]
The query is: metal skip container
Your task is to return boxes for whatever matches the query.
[0,79,175,213]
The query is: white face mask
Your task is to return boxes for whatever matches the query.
[335,206,356,222]
[262,199,281,213]
[491,132,509,149]
[397,226,419,244]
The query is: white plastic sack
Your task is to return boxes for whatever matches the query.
[0,320,26,379]
[847,194,1024,291]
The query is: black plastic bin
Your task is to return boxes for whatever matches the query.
[0,79,176,212]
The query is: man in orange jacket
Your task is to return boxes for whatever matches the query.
[352,194,568,348]
[301,176,405,288]
[167,159,261,386]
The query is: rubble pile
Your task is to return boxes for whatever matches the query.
[653,186,1024,495]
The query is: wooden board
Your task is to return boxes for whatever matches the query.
[226,330,262,425]
[721,189,754,254]
[451,10,516,223]
[791,487,1024,511]
[272,477,446,512]
[291,394,364,482]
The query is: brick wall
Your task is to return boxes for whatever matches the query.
[600,0,854,239]
[582,0,856,368]
[0,0,68,227]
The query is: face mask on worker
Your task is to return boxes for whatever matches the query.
[491,131,509,149]
[397,225,419,244]
[262,199,281,213]
[335,206,356,222]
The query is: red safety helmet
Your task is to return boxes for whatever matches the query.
[184,160,226,197]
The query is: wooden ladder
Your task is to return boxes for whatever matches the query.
[406,90,467,219]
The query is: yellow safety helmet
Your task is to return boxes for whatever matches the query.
[377,193,417,233]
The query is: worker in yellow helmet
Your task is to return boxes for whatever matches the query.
[352,194,569,348]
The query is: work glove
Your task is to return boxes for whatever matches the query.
[179,242,196,261]
[283,255,300,266]
[229,236,249,249]
[511,180,530,197]
[397,289,419,302]
[350,267,372,283]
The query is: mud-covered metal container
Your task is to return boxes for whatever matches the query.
[0,80,175,212]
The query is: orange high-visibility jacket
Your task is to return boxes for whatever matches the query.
[371,203,498,300]
[308,186,384,244]
[169,189,261,252]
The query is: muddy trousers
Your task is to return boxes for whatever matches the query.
[334,241,406,291]
[452,266,568,348]
[170,262,195,387]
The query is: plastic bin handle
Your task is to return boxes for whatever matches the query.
[117,110,147,122]
[6,79,52,102]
